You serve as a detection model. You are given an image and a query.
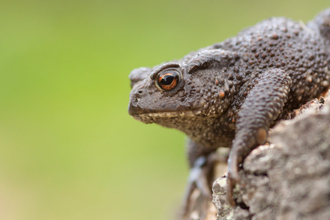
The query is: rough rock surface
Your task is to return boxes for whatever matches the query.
[212,90,330,220]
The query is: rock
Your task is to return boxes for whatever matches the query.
[212,90,330,220]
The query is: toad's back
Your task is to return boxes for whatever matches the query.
[212,17,330,112]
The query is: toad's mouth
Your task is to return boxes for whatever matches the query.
[133,110,202,118]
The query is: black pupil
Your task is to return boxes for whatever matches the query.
[160,74,176,85]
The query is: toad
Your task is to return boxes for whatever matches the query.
[128,7,330,218]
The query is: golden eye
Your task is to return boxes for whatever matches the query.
[157,71,180,90]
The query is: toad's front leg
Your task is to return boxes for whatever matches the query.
[227,68,292,206]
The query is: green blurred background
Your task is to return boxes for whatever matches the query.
[0,0,328,219]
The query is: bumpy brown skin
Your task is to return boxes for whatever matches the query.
[128,8,330,215]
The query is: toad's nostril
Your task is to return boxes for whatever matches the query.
[138,90,143,94]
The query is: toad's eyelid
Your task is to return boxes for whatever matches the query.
[150,63,180,80]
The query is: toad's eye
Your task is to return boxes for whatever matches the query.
[157,70,180,91]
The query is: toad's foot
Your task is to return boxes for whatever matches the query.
[182,153,224,219]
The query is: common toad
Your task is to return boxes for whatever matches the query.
[128,8,330,218]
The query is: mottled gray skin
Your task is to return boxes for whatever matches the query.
[128,8,330,211]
